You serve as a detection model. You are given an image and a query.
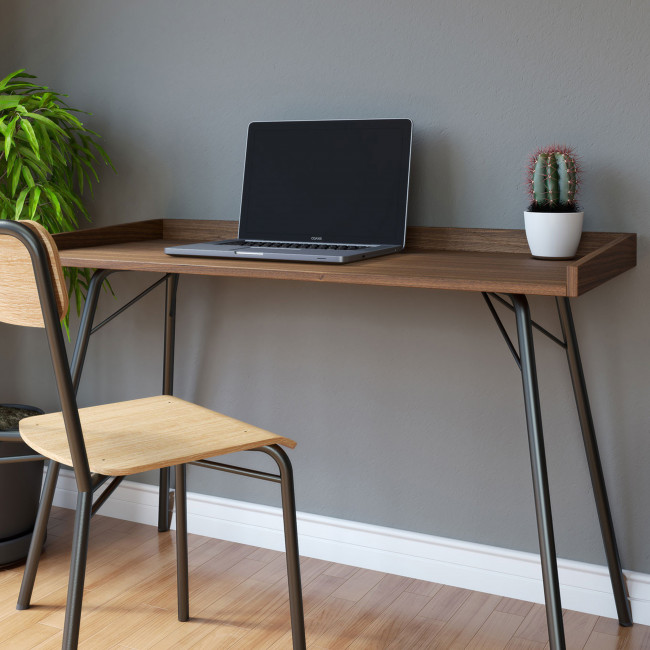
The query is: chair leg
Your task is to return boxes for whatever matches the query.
[159,275,180,533]
[175,464,189,622]
[260,445,306,650]
[62,490,92,650]
[158,467,174,532]
[17,459,61,610]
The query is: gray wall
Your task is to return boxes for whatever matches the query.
[2,1,649,572]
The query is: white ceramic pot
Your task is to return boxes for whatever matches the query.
[524,211,584,259]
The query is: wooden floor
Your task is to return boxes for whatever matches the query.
[0,508,648,649]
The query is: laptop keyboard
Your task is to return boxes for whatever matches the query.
[240,240,365,251]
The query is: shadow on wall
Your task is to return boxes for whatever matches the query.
[408,128,462,227]
[2,4,62,65]
[587,163,644,234]
[87,129,176,229]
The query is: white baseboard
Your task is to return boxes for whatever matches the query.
[53,469,650,624]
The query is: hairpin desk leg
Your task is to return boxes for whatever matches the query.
[556,297,632,626]
[159,274,180,532]
[511,294,566,650]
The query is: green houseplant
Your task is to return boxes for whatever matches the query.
[524,145,583,259]
[0,70,113,566]
[0,69,113,314]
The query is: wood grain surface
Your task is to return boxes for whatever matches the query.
[1,507,647,649]
[53,219,637,297]
[19,395,295,476]
[0,220,69,327]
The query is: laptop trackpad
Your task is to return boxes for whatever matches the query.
[234,248,265,255]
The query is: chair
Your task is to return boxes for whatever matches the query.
[0,220,305,649]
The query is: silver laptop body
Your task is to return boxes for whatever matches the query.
[165,119,413,264]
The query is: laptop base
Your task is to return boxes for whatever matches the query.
[164,240,402,264]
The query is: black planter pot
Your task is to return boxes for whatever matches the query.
[0,404,45,568]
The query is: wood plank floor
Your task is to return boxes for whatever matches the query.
[0,508,647,649]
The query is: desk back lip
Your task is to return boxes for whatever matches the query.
[54,219,637,298]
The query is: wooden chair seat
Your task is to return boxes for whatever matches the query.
[20,395,296,476]
[19,395,296,476]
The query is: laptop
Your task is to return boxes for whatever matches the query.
[165,118,412,263]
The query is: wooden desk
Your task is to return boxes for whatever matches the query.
[55,218,635,296]
[54,219,637,650]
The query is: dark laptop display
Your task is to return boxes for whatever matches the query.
[165,119,412,263]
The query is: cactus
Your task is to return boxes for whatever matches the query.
[527,146,580,211]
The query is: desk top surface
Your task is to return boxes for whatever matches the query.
[54,219,637,297]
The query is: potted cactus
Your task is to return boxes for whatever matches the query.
[524,146,583,259]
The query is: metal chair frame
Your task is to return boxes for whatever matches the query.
[1,220,305,650]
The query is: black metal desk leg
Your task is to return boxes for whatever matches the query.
[511,294,565,650]
[556,297,632,626]
[71,269,115,391]
[159,274,180,532]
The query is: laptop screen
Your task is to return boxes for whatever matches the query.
[238,119,412,246]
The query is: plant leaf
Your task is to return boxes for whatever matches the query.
[0,95,20,110]
[26,111,66,134]
[44,186,62,218]
[32,121,52,167]
[11,160,22,196]
[3,117,17,158]
[29,186,41,219]
[17,145,49,176]
[14,186,30,218]
[20,118,39,156]
[5,150,16,174]
[21,165,35,187]
[0,69,26,91]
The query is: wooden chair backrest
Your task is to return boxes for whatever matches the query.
[0,220,69,327]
